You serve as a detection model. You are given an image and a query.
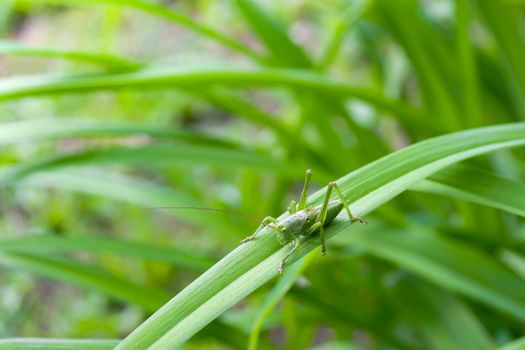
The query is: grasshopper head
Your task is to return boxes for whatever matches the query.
[276,226,294,245]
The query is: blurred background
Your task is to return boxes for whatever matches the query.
[1,0,525,349]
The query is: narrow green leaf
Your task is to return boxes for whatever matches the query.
[477,0,525,117]
[147,246,289,350]
[412,165,525,217]
[17,169,243,235]
[190,88,334,171]
[0,118,227,147]
[0,40,141,71]
[0,253,169,311]
[454,0,481,126]
[248,251,316,350]
[317,0,370,70]
[0,67,421,123]
[22,0,260,61]
[0,338,119,350]
[0,144,305,187]
[496,336,525,350]
[290,286,410,349]
[339,227,525,322]
[389,279,492,350]
[500,250,525,280]
[0,235,215,271]
[235,0,310,67]
[0,254,247,348]
[115,124,525,349]
[374,0,460,127]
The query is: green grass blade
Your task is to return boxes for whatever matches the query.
[235,0,377,169]
[0,40,141,71]
[0,253,169,311]
[147,245,291,350]
[235,0,310,67]
[0,235,215,271]
[412,165,525,217]
[0,338,119,350]
[477,0,525,118]
[317,0,369,70]
[0,0,14,34]
[190,88,314,151]
[496,336,525,350]
[340,227,525,321]
[115,123,525,349]
[23,0,260,61]
[0,118,227,146]
[0,67,421,123]
[374,0,460,127]
[0,144,305,187]
[500,250,525,280]
[0,254,245,348]
[191,87,333,171]
[454,0,481,126]
[389,279,492,350]
[248,251,316,350]
[17,169,243,235]
[290,286,411,349]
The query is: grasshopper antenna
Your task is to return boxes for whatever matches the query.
[145,206,260,223]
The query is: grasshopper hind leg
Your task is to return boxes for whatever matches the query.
[332,182,367,224]
[312,181,366,257]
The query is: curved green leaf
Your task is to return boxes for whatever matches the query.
[0,40,141,71]
[317,0,370,70]
[115,123,525,349]
[17,169,245,235]
[235,0,310,67]
[412,165,525,217]
[0,253,169,311]
[0,118,226,147]
[500,250,525,279]
[0,67,420,123]
[338,227,525,322]
[22,0,260,60]
[0,338,119,350]
[248,251,316,350]
[388,279,492,350]
[0,144,305,188]
[496,336,525,350]
[0,235,215,271]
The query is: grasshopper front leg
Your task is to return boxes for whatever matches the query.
[288,169,312,214]
[297,169,312,210]
[240,216,283,244]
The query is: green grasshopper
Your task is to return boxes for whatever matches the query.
[241,169,366,273]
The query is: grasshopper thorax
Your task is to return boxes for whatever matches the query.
[276,210,310,244]
[276,199,344,244]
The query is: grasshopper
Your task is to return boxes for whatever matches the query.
[241,169,366,273]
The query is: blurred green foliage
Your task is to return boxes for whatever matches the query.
[0,0,525,349]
